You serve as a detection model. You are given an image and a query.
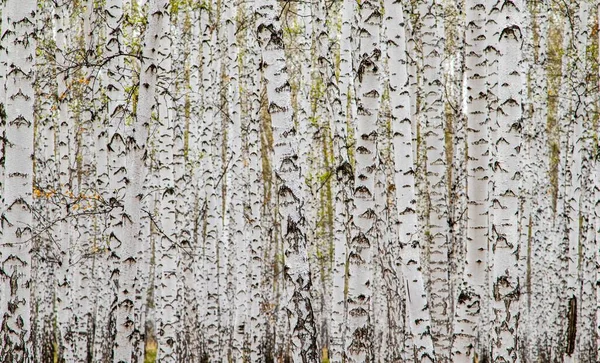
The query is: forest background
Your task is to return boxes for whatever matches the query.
[0,0,599,362]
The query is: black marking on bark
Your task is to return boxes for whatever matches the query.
[566,295,576,356]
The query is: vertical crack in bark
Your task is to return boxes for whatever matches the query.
[566,295,576,356]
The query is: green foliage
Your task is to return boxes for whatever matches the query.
[144,340,157,363]
[284,21,303,38]
[170,0,180,18]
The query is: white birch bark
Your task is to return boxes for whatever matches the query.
[519,2,558,360]
[596,5,600,357]
[490,1,522,361]
[452,1,487,360]
[344,0,382,360]
[387,1,436,361]
[72,1,98,358]
[419,1,450,358]
[330,0,355,359]
[213,6,231,358]
[32,9,55,357]
[154,1,179,359]
[256,0,318,359]
[483,2,501,354]
[527,2,552,358]
[0,1,6,220]
[135,0,168,360]
[176,6,203,359]
[201,4,223,358]
[312,0,336,352]
[91,81,114,362]
[225,0,248,356]
[92,93,112,363]
[243,6,265,359]
[564,3,589,361]
[517,4,533,357]
[446,4,467,349]
[195,6,209,351]
[294,0,316,312]
[0,0,36,360]
[54,2,75,359]
[104,0,140,360]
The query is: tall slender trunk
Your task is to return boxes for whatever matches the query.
[387,2,436,361]
[419,1,450,359]
[527,1,552,359]
[564,3,589,361]
[483,2,501,353]
[54,1,75,359]
[330,0,355,359]
[136,0,168,360]
[452,1,487,360]
[344,0,382,360]
[596,5,600,358]
[104,0,141,360]
[154,1,179,359]
[490,1,523,361]
[256,0,318,359]
[0,0,36,361]
[243,5,265,359]
[225,0,248,356]
[201,3,223,358]
[32,8,56,357]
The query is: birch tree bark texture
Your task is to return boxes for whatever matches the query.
[490,1,523,362]
[344,0,382,360]
[256,0,318,359]
[387,1,436,361]
[0,0,36,361]
[452,0,488,361]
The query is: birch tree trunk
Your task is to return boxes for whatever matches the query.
[104,0,141,360]
[225,0,248,355]
[0,0,36,361]
[32,8,56,357]
[0,1,6,219]
[527,1,552,359]
[330,0,356,358]
[136,0,168,360]
[452,1,487,360]
[201,3,224,358]
[387,2,436,361]
[419,1,450,359]
[243,3,266,360]
[483,2,501,354]
[54,0,75,359]
[490,1,523,361]
[564,3,589,361]
[154,1,179,360]
[596,5,600,358]
[256,0,318,359]
[344,0,382,360]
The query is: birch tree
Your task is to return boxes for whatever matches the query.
[387,1,436,361]
[452,0,488,360]
[419,0,450,358]
[54,1,76,359]
[243,2,266,359]
[596,5,600,358]
[344,0,382,359]
[256,0,318,359]
[136,0,170,360]
[0,0,36,361]
[490,1,523,361]
[330,0,356,358]
[105,0,139,358]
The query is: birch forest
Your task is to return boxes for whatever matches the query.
[0,0,599,362]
